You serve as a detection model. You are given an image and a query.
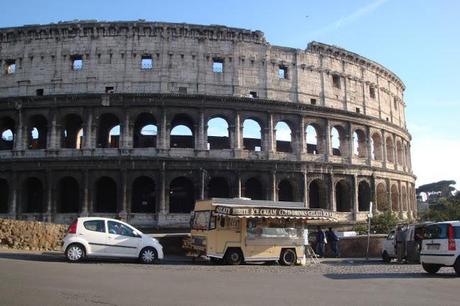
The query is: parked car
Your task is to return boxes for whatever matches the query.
[63,217,164,263]
[420,221,460,275]
[382,229,396,262]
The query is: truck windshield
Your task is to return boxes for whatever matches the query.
[191,211,215,230]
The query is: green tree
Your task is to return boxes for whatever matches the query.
[371,211,400,234]
[420,195,460,221]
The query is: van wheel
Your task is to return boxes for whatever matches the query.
[279,249,297,266]
[65,243,86,262]
[454,257,460,276]
[422,263,441,274]
[224,248,243,265]
[139,247,157,264]
[382,251,391,263]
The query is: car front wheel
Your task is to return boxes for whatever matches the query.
[422,263,441,274]
[139,247,158,264]
[65,244,85,262]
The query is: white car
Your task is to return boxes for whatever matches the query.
[420,221,460,275]
[382,229,396,262]
[63,217,164,263]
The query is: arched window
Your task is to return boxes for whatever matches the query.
[309,179,327,209]
[244,177,264,200]
[207,177,230,198]
[278,179,293,201]
[358,181,371,211]
[95,177,117,212]
[306,124,321,154]
[396,141,403,165]
[391,185,399,212]
[62,114,83,149]
[243,119,262,151]
[57,177,80,213]
[371,133,383,161]
[207,117,229,150]
[376,183,388,211]
[335,180,351,212]
[22,177,44,213]
[402,186,407,211]
[97,114,120,148]
[170,114,194,149]
[331,126,346,156]
[0,117,15,150]
[132,176,156,213]
[353,129,367,158]
[28,115,48,149]
[275,121,292,153]
[169,177,195,213]
[386,136,394,163]
[134,113,157,148]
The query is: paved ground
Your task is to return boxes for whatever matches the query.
[0,248,458,306]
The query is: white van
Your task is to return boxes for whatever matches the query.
[420,221,460,275]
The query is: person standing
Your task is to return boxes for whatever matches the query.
[326,227,340,257]
[396,225,407,263]
[315,226,326,257]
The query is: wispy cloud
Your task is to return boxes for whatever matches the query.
[310,0,389,38]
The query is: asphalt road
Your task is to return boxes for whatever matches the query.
[0,249,458,306]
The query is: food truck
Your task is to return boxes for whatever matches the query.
[184,198,336,265]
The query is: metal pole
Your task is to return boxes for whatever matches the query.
[366,201,373,261]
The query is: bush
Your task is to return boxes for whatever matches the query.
[371,211,400,234]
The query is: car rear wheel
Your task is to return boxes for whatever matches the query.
[65,243,85,262]
[382,251,391,263]
[139,247,158,264]
[422,263,441,274]
[224,248,243,265]
[454,257,460,276]
[279,249,297,266]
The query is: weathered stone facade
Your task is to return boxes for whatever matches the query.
[0,21,415,228]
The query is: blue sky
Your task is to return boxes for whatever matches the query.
[1,0,459,189]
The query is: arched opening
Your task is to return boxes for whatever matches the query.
[244,177,264,200]
[404,144,410,168]
[131,176,156,213]
[275,121,292,153]
[331,126,346,156]
[169,177,195,213]
[95,177,117,213]
[371,133,383,161]
[207,177,230,198]
[62,114,83,149]
[335,180,351,212]
[0,179,9,213]
[207,117,230,150]
[306,124,322,154]
[402,186,407,211]
[353,129,367,158]
[376,183,388,211]
[391,184,399,212]
[97,113,120,148]
[134,113,157,148]
[57,177,80,213]
[170,114,194,148]
[358,181,371,211]
[243,119,262,151]
[28,115,48,149]
[386,136,394,163]
[278,179,293,201]
[396,141,403,165]
[22,177,44,213]
[0,117,15,150]
[309,179,327,209]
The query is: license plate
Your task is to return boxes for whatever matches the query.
[427,244,439,250]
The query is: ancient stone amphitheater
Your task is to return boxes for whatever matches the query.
[0,21,415,228]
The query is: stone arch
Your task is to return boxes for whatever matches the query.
[404,143,410,168]
[94,176,117,213]
[0,178,9,213]
[386,136,394,163]
[57,176,80,213]
[278,179,293,201]
[275,121,292,153]
[391,184,399,212]
[0,116,15,150]
[371,132,383,161]
[27,114,48,149]
[376,182,388,211]
[134,113,157,148]
[207,177,230,198]
[396,140,403,165]
[243,177,264,200]
[97,113,120,148]
[61,114,83,149]
[169,176,195,213]
[309,179,327,209]
[131,176,156,213]
[243,118,262,151]
[207,117,230,150]
[331,125,347,156]
[22,177,44,213]
[353,129,367,158]
[401,185,407,211]
[335,179,352,212]
[358,180,371,211]
[306,123,323,154]
[170,114,194,149]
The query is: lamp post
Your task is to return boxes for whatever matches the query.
[366,201,373,260]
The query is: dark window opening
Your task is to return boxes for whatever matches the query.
[36,89,44,96]
[332,74,341,89]
[207,177,230,198]
[57,177,80,213]
[141,56,153,69]
[169,177,195,213]
[0,179,9,213]
[369,86,376,99]
[134,113,157,148]
[244,178,264,200]
[1,116,15,150]
[310,98,317,105]
[28,115,48,149]
[62,114,83,149]
[394,98,398,109]
[132,176,156,213]
[105,86,114,94]
[278,65,288,79]
[356,107,360,113]
[278,180,294,202]
[71,55,83,71]
[212,58,224,73]
[97,114,120,148]
[336,180,351,212]
[5,60,16,74]
[249,91,258,98]
[309,179,327,209]
[95,177,117,213]
[358,181,371,211]
[178,87,187,94]
[22,177,44,213]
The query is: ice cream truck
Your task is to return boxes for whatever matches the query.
[184,198,336,265]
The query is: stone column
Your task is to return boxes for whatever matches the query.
[159,163,167,213]
[381,129,387,168]
[159,108,169,150]
[83,110,93,149]
[353,175,359,218]
[264,113,274,153]
[347,123,353,163]
[14,109,24,151]
[324,119,331,162]
[121,112,132,149]
[303,170,308,208]
[9,172,17,218]
[120,169,128,213]
[386,178,392,213]
[45,170,53,222]
[237,173,242,198]
[298,116,306,156]
[319,56,326,106]
[47,111,58,150]
[196,111,207,150]
[271,171,277,201]
[82,170,89,215]
[329,174,335,211]
[366,126,372,166]
[200,168,206,200]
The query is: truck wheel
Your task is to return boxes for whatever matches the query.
[224,248,243,265]
[279,249,297,266]
[422,263,441,274]
[454,257,460,276]
[382,251,391,263]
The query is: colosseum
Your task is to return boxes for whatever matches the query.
[0,21,416,228]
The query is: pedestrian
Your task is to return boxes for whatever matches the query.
[326,227,340,257]
[303,226,310,255]
[396,225,407,263]
[315,226,326,257]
